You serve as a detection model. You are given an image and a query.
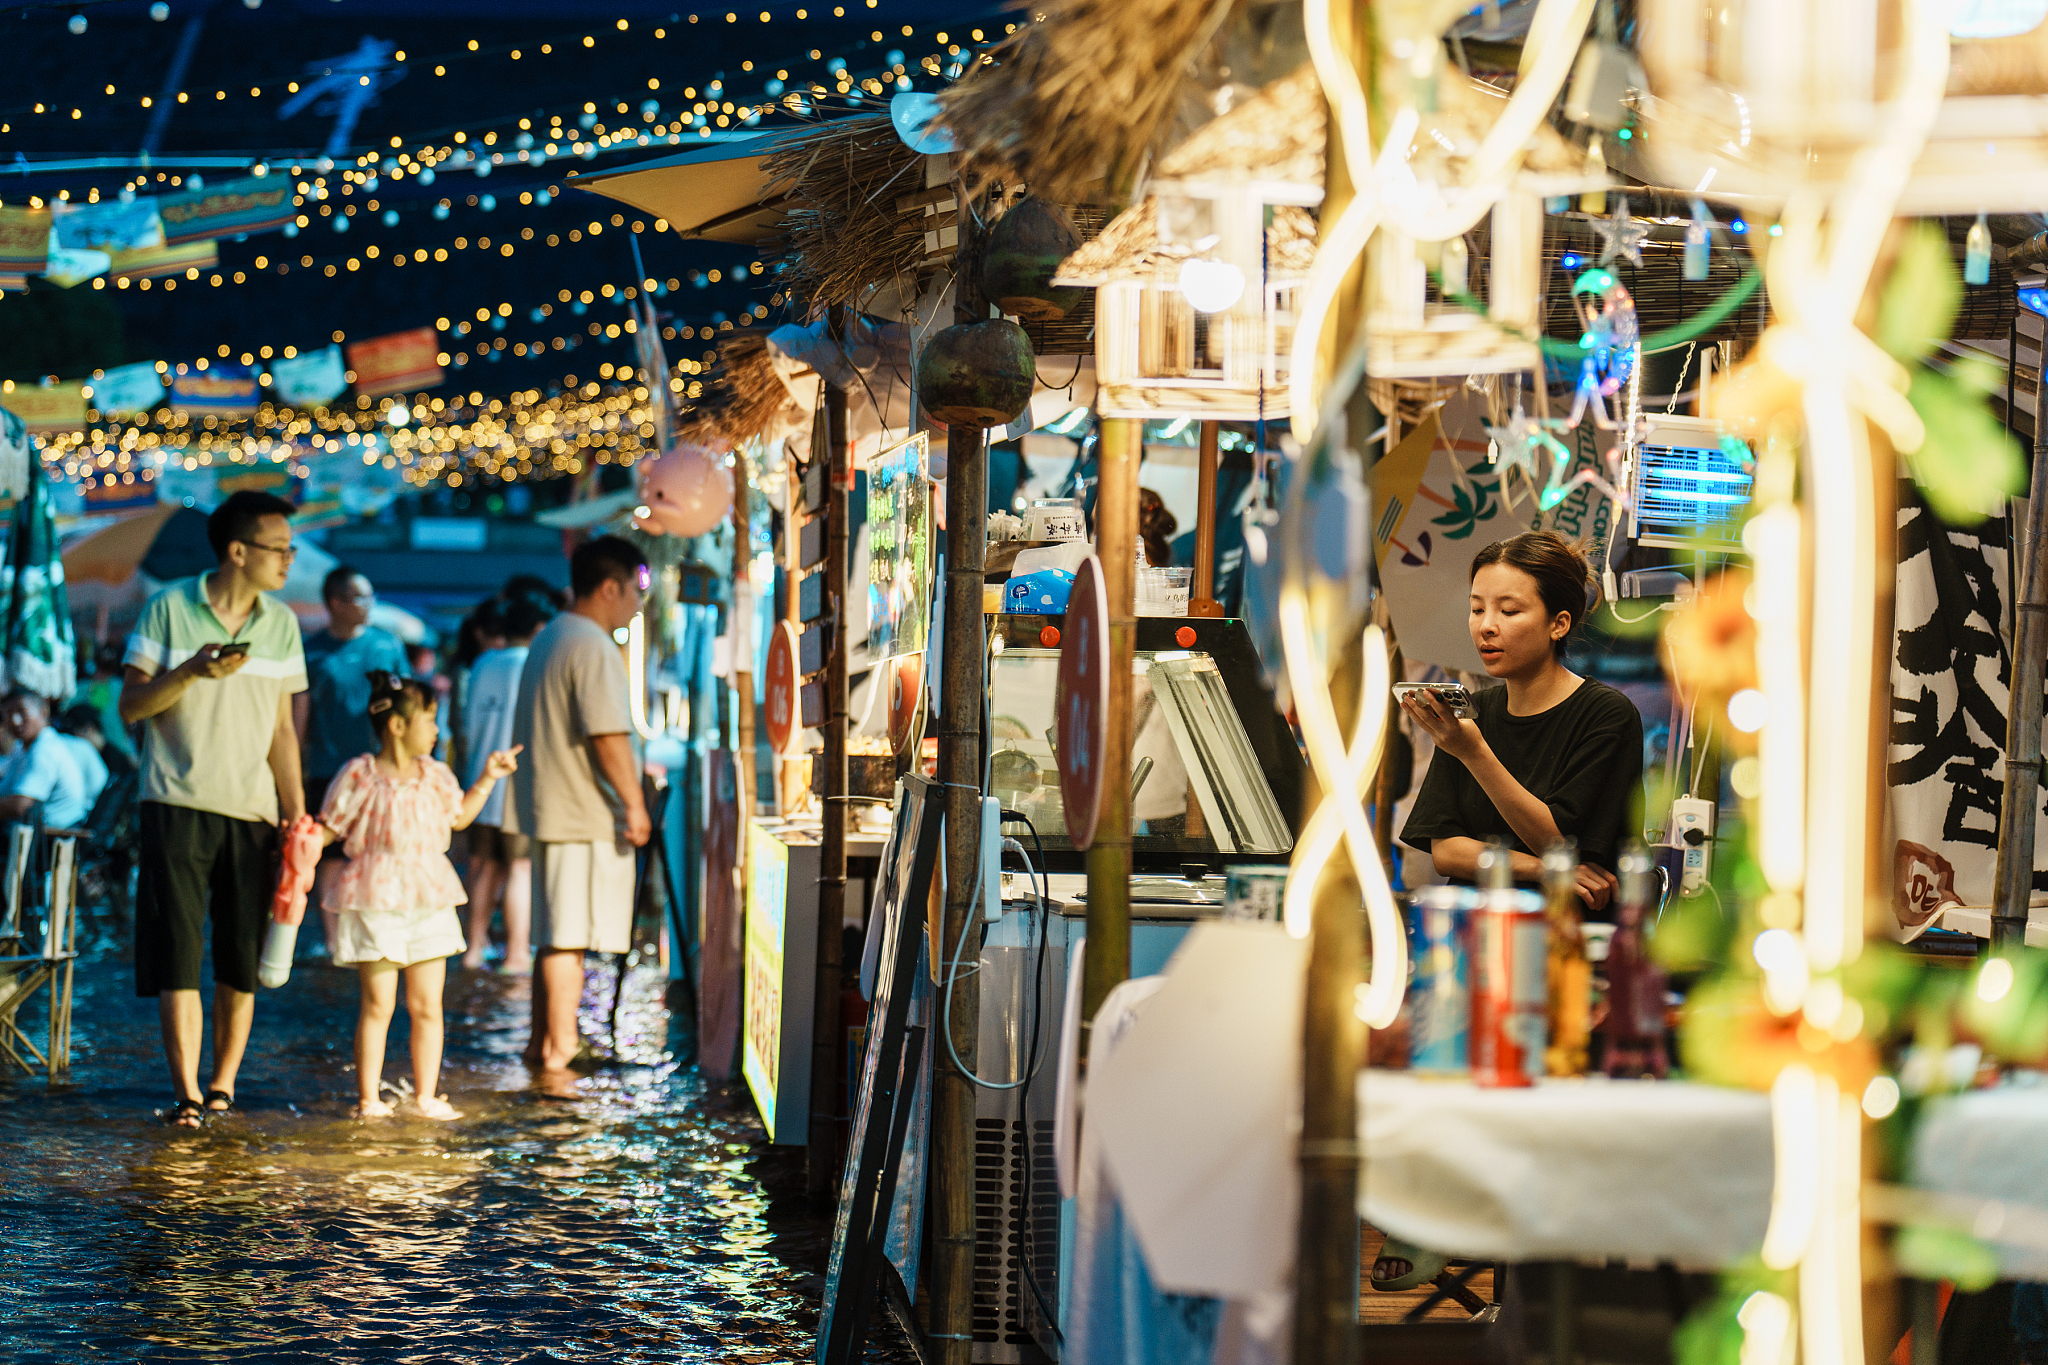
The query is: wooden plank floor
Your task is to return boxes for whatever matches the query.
[1360,1224,1497,1325]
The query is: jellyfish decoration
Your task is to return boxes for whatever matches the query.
[1561,266,1640,433]
[634,442,734,538]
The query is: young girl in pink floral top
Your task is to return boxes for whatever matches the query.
[320,671,521,1119]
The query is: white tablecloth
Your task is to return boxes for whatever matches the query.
[1358,1071,1775,1269]
[1911,1086,2048,1278]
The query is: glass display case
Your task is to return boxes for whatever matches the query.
[984,614,1305,872]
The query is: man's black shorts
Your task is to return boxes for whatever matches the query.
[135,801,277,997]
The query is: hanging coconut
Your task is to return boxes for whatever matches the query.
[980,198,1087,321]
[916,320,1037,428]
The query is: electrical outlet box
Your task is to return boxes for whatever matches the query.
[1670,795,1716,895]
[982,797,1003,923]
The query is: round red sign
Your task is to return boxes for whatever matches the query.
[764,620,800,755]
[1056,554,1110,850]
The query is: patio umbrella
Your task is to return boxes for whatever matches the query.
[62,504,182,586]
[0,456,77,700]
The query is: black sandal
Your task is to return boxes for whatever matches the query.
[203,1089,236,1114]
[168,1098,206,1128]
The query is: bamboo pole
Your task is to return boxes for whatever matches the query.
[930,192,990,1365]
[1083,416,1138,1033]
[1192,420,1220,614]
[808,329,851,1203]
[1994,365,2048,949]
[1294,0,1371,1358]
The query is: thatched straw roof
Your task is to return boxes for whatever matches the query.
[764,116,931,315]
[679,330,810,448]
[1053,199,1317,287]
[933,0,1237,203]
[1156,65,1324,187]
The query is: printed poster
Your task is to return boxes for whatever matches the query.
[742,826,791,1138]
[52,197,164,253]
[270,345,347,408]
[88,361,166,417]
[346,328,444,397]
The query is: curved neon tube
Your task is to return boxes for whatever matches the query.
[1282,623,1392,944]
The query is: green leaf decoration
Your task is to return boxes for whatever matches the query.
[1902,364,2026,525]
[1875,223,1961,364]
[1895,1224,2000,1292]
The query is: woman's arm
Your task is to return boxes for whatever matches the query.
[1429,837,1542,884]
[453,746,522,830]
[1400,692,1564,852]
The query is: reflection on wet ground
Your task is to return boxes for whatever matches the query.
[1,922,912,1363]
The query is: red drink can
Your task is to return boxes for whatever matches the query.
[1469,889,1549,1087]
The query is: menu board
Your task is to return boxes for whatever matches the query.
[866,433,932,664]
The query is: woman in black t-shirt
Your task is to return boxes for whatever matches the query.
[1397,530,1643,915]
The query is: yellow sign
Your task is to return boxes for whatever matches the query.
[4,383,87,434]
[742,826,791,1138]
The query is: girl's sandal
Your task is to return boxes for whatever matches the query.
[203,1089,236,1114]
[167,1098,206,1129]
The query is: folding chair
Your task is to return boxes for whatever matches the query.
[0,820,80,1078]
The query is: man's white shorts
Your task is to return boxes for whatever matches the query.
[531,839,636,954]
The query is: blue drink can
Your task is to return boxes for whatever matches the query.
[1404,887,1479,1075]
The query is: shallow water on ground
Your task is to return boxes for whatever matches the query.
[0,911,910,1364]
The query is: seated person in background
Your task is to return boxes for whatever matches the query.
[58,702,134,779]
[52,708,110,812]
[0,688,91,828]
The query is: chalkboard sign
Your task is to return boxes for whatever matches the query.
[816,775,944,1365]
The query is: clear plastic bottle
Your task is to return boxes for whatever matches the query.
[1967,212,1992,287]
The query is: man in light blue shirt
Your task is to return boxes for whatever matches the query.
[0,688,90,828]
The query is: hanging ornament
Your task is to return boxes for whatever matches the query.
[1593,195,1649,267]
[1562,266,1641,434]
[1966,212,1991,286]
[635,442,734,537]
[1684,197,1713,282]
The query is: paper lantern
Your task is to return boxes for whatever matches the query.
[635,442,733,538]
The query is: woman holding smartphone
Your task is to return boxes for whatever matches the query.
[1397,529,1643,915]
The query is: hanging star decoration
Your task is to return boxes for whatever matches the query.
[1485,406,1577,508]
[1593,195,1651,268]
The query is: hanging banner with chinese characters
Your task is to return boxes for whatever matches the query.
[2,382,88,434]
[169,364,259,415]
[270,345,347,408]
[157,176,295,245]
[107,238,218,281]
[0,206,52,287]
[1888,483,2048,940]
[346,327,444,397]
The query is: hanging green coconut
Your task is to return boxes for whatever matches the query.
[979,198,1087,322]
[917,320,1037,428]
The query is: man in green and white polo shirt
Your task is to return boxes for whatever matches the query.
[121,490,309,1128]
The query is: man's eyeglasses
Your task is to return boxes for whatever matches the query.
[240,540,298,561]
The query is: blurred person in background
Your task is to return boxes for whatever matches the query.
[508,536,650,1072]
[459,593,554,972]
[500,572,570,613]
[295,566,409,956]
[446,598,506,781]
[70,642,137,764]
[59,701,133,779]
[0,689,92,828]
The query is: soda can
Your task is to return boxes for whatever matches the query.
[1470,888,1549,1087]
[1403,887,1478,1075]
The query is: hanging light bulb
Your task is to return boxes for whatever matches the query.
[1179,257,1246,314]
[1685,197,1713,282]
[1967,212,1992,286]
[1441,235,1469,297]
